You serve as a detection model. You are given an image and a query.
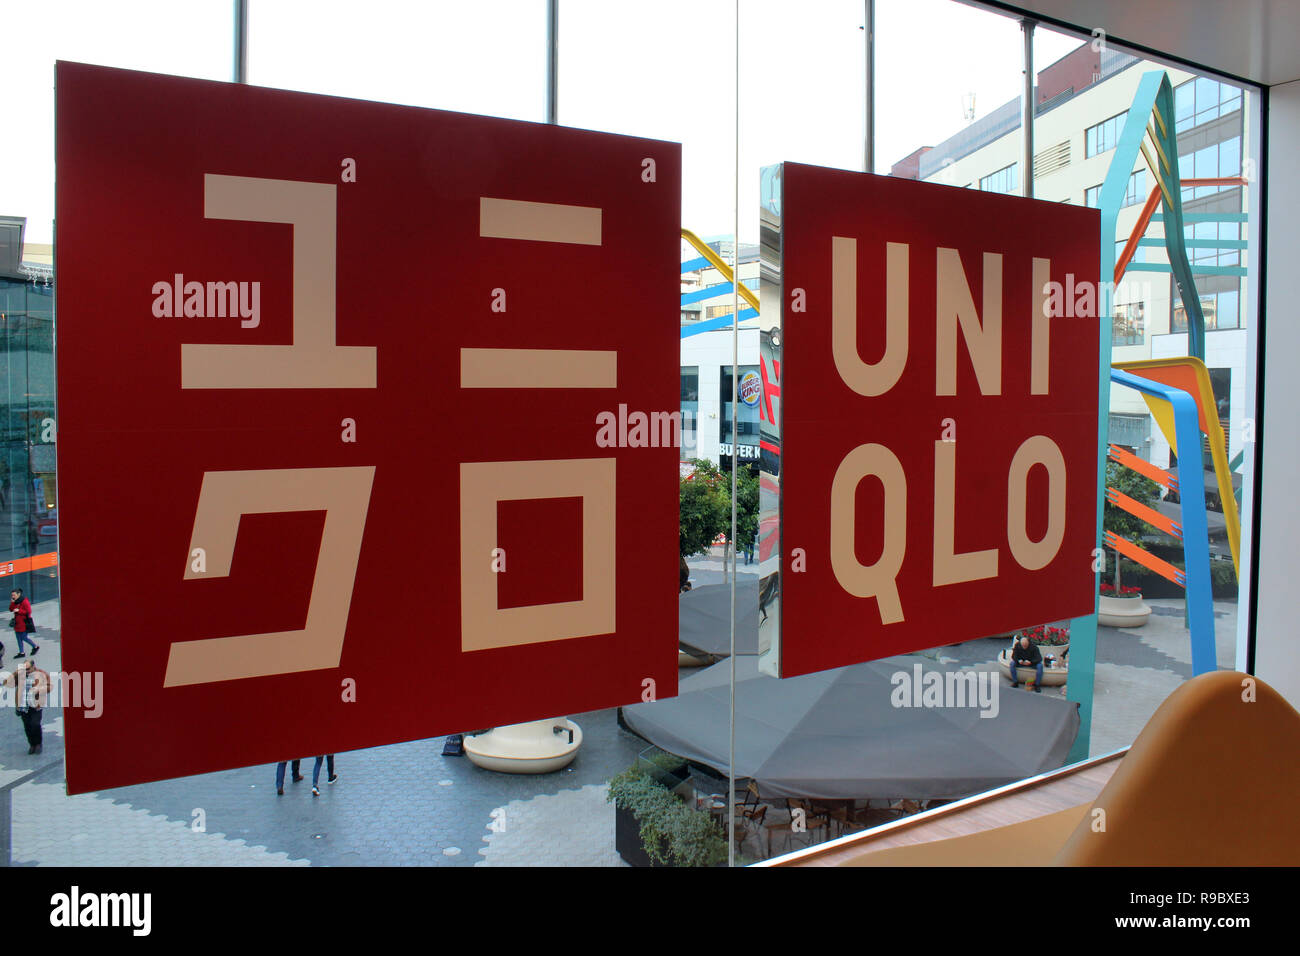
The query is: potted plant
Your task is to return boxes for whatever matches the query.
[1020,623,1070,654]
[607,762,728,868]
[1100,461,1155,627]
[1098,580,1150,626]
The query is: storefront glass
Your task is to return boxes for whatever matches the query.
[3,0,1268,868]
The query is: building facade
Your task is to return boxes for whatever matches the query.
[680,239,761,470]
[0,217,58,604]
[894,45,1251,489]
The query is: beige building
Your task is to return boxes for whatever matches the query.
[900,45,1252,486]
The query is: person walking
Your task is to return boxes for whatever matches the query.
[311,754,338,796]
[274,759,306,795]
[5,659,50,754]
[9,588,37,658]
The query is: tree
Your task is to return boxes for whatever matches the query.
[679,459,730,559]
[734,466,760,556]
[1102,459,1161,591]
[678,458,761,562]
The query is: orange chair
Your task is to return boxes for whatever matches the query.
[806,671,1299,866]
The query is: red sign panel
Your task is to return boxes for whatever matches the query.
[56,62,680,793]
[777,163,1099,677]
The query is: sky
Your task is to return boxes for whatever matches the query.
[3,0,1086,247]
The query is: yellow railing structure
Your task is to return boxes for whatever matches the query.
[1115,356,1242,576]
[680,228,761,316]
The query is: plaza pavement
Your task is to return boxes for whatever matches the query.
[0,565,1238,866]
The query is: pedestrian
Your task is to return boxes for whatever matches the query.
[311,754,338,796]
[1008,634,1044,692]
[274,758,305,795]
[5,659,50,754]
[9,588,37,658]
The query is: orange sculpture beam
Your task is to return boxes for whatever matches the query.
[1106,486,1182,539]
[1105,531,1184,587]
[1114,176,1249,285]
[1108,443,1178,492]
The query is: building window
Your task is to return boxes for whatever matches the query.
[1175,76,1242,133]
[1085,169,1146,209]
[1179,137,1241,200]
[1116,238,1144,265]
[1124,169,1147,206]
[680,367,698,455]
[0,276,58,605]
[1208,368,1232,438]
[1186,219,1241,268]
[1113,301,1145,346]
[719,365,760,459]
[1085,111,1128,157]
[979,164,1018,194]
[1172,277,1241,332]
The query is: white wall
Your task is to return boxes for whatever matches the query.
[680,328,760,466]
[1254,78,1300,709]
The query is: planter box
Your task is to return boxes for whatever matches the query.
[997,649,1068,686]
[615,803,671,868]
[1099,594,1151,628]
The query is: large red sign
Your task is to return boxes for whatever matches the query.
[56,62,681,793]
[775,163,1100,677]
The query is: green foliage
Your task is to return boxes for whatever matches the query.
[679,458,761,559]
[1121,556,1239,596]
[1103,460,1162,589]
[735,467,760,552]
[641,751,687,774]
[680,459,730,558]
[606,764,728,868]
[1212,560,1240,590]
[1103,460,1161,543]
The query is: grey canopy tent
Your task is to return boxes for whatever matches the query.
[677,579,760,659]
[623,655,1079,801]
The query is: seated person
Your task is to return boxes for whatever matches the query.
[1008,635,1043,692]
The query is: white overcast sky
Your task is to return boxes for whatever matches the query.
[3,0,1085,247]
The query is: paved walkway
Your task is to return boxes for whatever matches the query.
[0,584,1243,866]
[475,784,627,867]
[928,598,1239,757]
[0,599,646,867]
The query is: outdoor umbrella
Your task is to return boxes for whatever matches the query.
[622,655,1079,800]
[677,579,760,659]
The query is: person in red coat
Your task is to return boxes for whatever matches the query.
[9,589,37,658]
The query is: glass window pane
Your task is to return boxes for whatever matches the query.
[1195,76,1218,118]
[564,0,738,237]
[3,0,233,246]
[1175,80,1194,126]
[1196,144,1217,177]
[1219,289,1239,328]
[1221,137,1241,177]
[250,1,544,121]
